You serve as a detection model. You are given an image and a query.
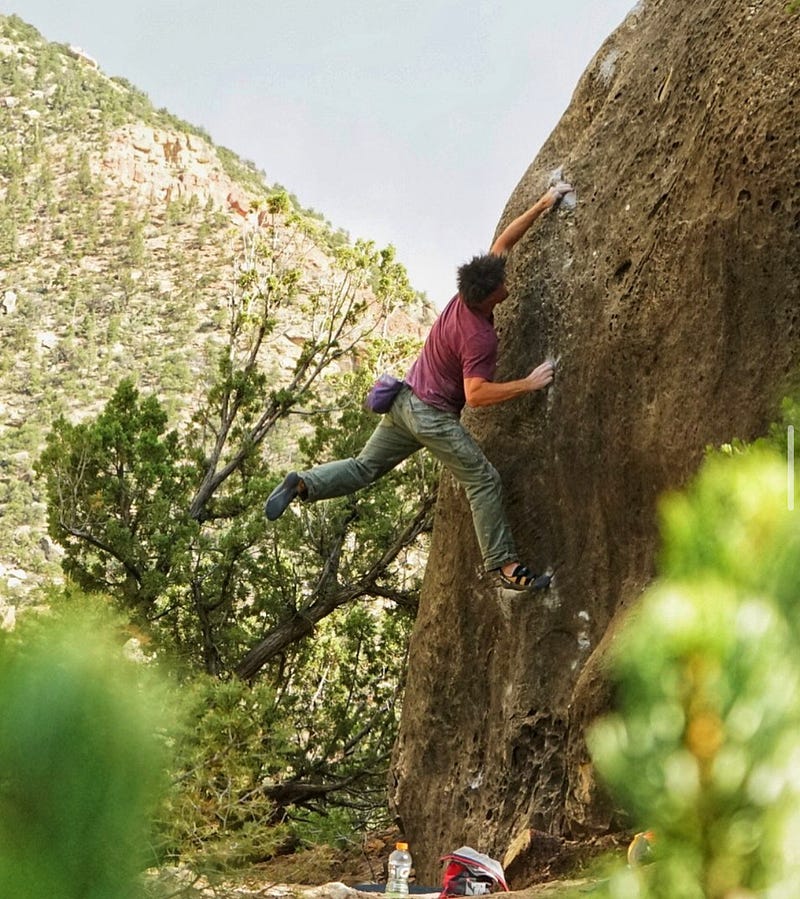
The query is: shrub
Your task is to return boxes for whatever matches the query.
[154,676,291,872]
[0,594,168,898]
[587,446,800,898]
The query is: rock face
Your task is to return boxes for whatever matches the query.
[391,0,800,883]
[99,123,251,213]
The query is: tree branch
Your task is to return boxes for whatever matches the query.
[59,519,143,585]
[263,773,362,811]
[235,490,436,681]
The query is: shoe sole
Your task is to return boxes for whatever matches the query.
[265,472,300,521]
[498,572,552,591]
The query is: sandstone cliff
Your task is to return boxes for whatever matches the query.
[392,0,800,882]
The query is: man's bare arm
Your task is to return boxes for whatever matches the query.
[490,184,572,256]
[464,361,555,408]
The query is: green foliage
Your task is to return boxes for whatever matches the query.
[269,598,413,805]
[1,14,44,44]
[587,442,800,899]
[36,379,195,610]
[75,152,95,196]
[3,13,434,864]
[154,598,413,871]
[36,204,434,860]
[156,676,290,872]
[216,145,269,197]
[0,591,167,898]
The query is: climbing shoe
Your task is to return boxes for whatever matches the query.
[497,564,551,591]
[265,472,301,521]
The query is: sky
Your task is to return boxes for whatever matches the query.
[5,0,634,306]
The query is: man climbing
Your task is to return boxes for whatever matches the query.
[265,181,573,590]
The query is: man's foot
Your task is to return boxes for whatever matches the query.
[496,563,551,591]
[265,472,302,521]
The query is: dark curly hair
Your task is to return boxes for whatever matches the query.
[456,254,507,308]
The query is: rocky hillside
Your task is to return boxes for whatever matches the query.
[392,0,800,883]
[0,14,432,612]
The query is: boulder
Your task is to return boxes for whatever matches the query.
[391,0,800,882]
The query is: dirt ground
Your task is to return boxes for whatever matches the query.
[145,827,634,897]
[231,827,630,894]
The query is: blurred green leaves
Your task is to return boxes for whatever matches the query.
[0,597,167,899]
[587,442,800,898]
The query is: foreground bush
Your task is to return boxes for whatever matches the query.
[587,446,800,898]
[0,598,167,899]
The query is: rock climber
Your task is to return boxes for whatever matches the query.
[265,180,573,590]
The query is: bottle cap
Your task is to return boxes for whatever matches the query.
[396,842,408,851]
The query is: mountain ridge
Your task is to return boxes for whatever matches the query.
[0,13,433,610]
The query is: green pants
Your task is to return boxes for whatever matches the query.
[300,385,517,571]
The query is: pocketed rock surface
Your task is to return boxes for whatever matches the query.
[392,0,800,883]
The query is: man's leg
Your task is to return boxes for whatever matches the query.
[266,396,422,520]
[392,391,516,571]
[298,415,421,501]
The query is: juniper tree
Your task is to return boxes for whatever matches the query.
[37,196,438,832]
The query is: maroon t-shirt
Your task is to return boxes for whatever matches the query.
[405,294,497,414]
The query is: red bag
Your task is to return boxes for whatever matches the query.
[439,847,508,897]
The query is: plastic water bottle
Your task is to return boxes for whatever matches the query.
[385,841,412,897]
